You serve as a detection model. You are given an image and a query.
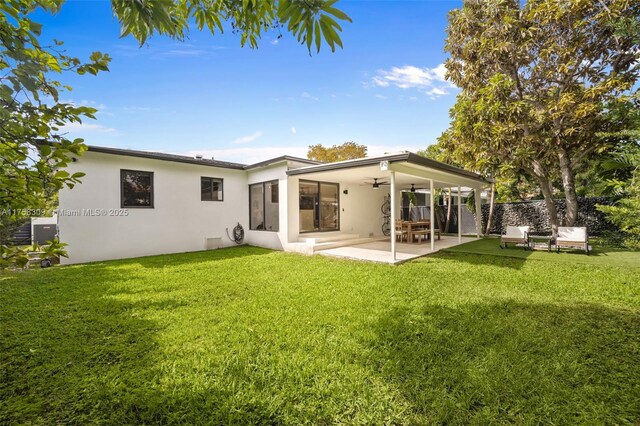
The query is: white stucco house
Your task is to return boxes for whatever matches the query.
[58,145,490,265]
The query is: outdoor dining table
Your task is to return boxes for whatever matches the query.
[400,220,431,243]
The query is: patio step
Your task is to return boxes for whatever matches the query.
[298,233,360,245]
[311,237,387,253]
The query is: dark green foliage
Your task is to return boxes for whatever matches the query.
[111,0,351,52]
[439,0,640,230]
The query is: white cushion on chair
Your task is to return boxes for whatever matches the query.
[504,226,530,238]
[557,227,586,242]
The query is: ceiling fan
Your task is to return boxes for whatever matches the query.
[408,183,430,192]
[361,177,390,189]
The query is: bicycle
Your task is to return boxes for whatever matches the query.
[381,194,391,236]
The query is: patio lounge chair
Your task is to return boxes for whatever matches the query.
[500,226,530,250]
[556,226,590,254]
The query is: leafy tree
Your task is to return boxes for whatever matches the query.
[581,94,640,196]
[593,97,640,248]
[1,0,110,266]
[307,141,367,162]
[1,0,350,268]
[112,0,351,52]
[596,143,640,248]
[440,0,640,235]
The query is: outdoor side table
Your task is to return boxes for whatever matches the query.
[528,235,554,252]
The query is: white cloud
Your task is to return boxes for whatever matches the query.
[61,99,108,112]
[301,91,319,101]
[233,131,263,144]
[375,94,388,100]
[113,43,227,58]
[162,49,206,56]
[431,63,447,81]
[426,87,447,96]
[270,39,279,45]
[122,106,155,112]
[59,122,118,134]
[371,63,456,99]
[291,127,297,134]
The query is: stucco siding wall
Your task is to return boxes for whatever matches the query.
[339,184,388,237]
[59,152,248,264]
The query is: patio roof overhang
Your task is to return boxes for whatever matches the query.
[285,151,491,190]
[286,151,487,261]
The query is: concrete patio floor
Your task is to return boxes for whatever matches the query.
[316,235,477,265]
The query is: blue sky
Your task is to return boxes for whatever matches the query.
[36,1,462,164]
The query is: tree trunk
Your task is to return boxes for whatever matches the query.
[445,188,452,233]
[530,161,560,237]
[484,183,495,235]
[558,147,579,226]
[436,204,446,232]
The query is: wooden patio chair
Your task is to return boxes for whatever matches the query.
[556,226,590,254]
[395,220,408,242]
[500,226,530,250]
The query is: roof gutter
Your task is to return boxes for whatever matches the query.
[286,153,492,183]
[87,145,246,170]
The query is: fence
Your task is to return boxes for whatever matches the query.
[480,197,617,235]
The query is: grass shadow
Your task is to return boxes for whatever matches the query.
[0,251,282,424]
[64,244,273,270]
[364,301,640,424]
[0,273,163,423]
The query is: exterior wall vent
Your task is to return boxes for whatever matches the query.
[205,237,222,250]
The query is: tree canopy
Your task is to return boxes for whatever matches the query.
[112,0,351,52]
[439,0,640,233]
[307,142,367,162]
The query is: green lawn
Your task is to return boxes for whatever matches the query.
[1,244,639,424]
[444,237,640,269]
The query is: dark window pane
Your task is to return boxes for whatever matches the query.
[250,183,264,230]
[265,181,279,231]
[213,180,222,201]
[299,181,339,232]
[121,170,153,207]
[299,181,319,232]
[249,181,278,231]
[320,183,339,230]
[201,177,223,201]
[201,178,213,201]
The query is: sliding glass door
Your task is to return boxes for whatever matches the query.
[299,180,339,232]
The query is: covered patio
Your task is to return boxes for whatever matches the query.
[286,151,491,263]
[317,235,478,264]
